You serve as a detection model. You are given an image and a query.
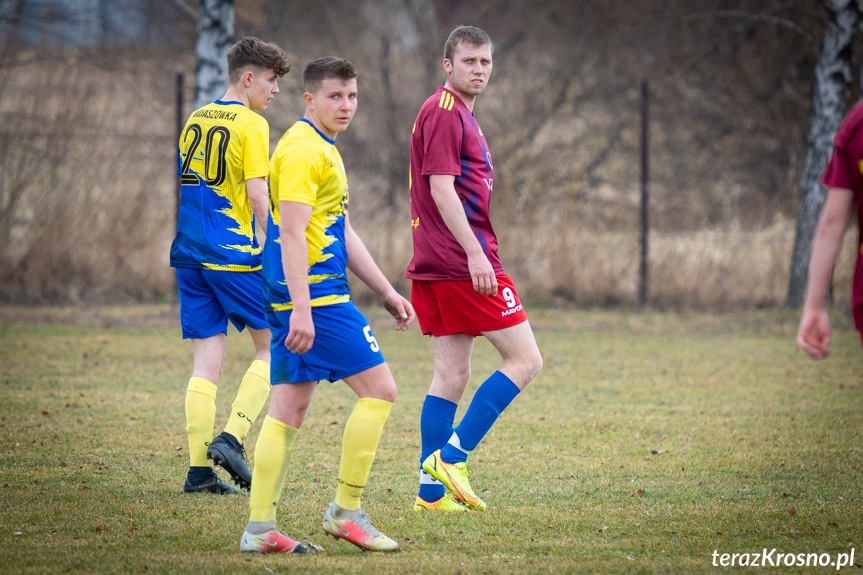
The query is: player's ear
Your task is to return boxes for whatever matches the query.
[241,69,254,88]
[303,91,314,108]
[442,59,451,74]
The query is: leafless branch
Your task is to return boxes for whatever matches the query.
[685,10,810,38]
[172,0,198,19]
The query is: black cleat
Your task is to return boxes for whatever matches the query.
[207,432,252,490]
[183,470,240,494]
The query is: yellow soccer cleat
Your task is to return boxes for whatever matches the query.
[322,502,399,552]
[413,492,468,512]
[421,449,486,511]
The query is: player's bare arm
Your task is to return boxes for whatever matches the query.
[279,200,315,353]
[797,187,854,360]
[246,177,270,238]
[344,213,415,331]
[429,174,498,296]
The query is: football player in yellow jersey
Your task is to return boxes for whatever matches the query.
[170,37,290,494]
[239,57,414,554]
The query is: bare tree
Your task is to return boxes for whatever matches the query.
[171,0,235,109]
[0,0,851,307]
[787,0,860,308]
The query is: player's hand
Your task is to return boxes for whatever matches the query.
[468,252,497,296]
[383,291,415,331]
[797,308,832,360]
[285,307,315,354]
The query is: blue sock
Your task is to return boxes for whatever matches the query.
[441,371,519,464]
[418,395,457,502]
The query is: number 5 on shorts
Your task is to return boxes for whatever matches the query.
[363,326,380,352]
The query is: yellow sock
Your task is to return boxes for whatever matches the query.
[249,416,298,523]
[223,359,270,442]
[185,377,217,467]
[335,398,393,510]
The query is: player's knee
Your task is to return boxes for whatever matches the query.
[366,382,397,404]
[527,350,543,382]
[519,348,543,385]
[375,371,398,403]
[385,376,399,403]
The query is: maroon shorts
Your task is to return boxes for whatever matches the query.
[411,274,528,336]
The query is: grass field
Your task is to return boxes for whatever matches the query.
[0,304,860,574]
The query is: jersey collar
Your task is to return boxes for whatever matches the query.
[300,118,336,145]
[214,99,245,107]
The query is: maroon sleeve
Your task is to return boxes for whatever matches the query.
[821,109,858,190]
[821,145,853,191]
[421,106,463,177]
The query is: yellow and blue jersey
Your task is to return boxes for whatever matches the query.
[263,119,351,311]
[170,100,270,271]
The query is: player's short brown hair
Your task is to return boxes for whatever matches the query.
[302,57,358,94]
[444,25,493,62]
[227,36,291,83]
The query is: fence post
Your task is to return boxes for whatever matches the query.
[175,72,184,225]
[639,80,649,307]
[172,73,184,305]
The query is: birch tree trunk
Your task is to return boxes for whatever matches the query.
[786,0,859,307]
[193,0,234,110]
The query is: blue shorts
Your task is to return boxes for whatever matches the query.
[176,267,267,339]
[267,302,386,384]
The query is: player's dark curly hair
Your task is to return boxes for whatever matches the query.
[444,25,493,62]
[302,57,359,93]
[227,36,291,82]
